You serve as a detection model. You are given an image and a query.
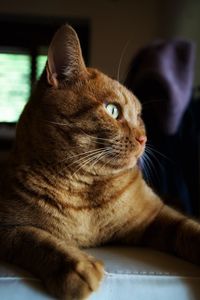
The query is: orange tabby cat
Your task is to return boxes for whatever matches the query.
[0,25,200,300]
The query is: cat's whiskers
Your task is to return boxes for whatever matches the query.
[81,149,112,177]
[89,148,114,171]
[99,151,121,172]
[71,148,111,178]
[66,134,134,176]
[64,147,111,169]
[116,39,131,82]
[68,136,125,177]
[145,147,167,174]
[60,147,109,163]
[44,120,72,127]
[79,129,119,143]
[44,120,127,173]
[141,142,173,186]
[44,120,117,144]
[60,140,107,153]
[59,133,121,165]
[45,121,119,150]
[142,151,161,184]
[145,144,173,163]
[140,156,150,185]
[71,156,97,178]
[140,153,153,186]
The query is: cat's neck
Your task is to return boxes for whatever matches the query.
[56,165,141,209]
[9,157,141,210]
[64,164,140,187]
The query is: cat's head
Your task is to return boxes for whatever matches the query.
[16,25,146,176]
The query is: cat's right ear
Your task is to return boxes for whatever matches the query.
[46,24,87,88]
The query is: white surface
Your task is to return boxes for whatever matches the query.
[0,247,200,300]
[88,247,200,300]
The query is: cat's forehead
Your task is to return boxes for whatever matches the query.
[87,68,141,111]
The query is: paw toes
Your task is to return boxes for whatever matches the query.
[75,259,104,291]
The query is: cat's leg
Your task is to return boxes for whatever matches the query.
[118,202,200,265]
[141,204,200,265]
[0,226,104,300]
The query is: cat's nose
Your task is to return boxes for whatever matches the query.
[136,135,147,145]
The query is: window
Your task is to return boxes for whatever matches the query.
[36,55,47,79]
[0,16,89,151]
[0,53,47,123]
[0,16,89,127]
[0,53,31,122]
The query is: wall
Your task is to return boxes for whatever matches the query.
[168,0,200,86]
[157,0,200,86]
[0,0,158,82]
[0,0,199,83]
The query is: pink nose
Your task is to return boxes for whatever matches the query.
[136,135,147,145]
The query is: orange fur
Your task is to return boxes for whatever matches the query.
[0,25,200,300]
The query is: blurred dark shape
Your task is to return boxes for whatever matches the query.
[125,39,195,134]
[125,39,200,216]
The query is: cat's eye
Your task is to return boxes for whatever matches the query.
[105,103,120,119]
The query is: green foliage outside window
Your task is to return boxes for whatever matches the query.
[0,53,47,122]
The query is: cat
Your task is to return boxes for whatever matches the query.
[0,24,200,300]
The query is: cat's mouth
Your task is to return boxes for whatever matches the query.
[99,141,146,172]
[70,133,147,175]
[123,146,146,169]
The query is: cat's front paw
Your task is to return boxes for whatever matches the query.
[47,254,104,300]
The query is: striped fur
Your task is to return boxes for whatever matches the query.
[0,25,200,300]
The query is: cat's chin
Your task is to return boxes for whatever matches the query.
[107,156,139,174]
[124,156,139,170]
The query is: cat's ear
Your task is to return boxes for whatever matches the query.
[46,24,87,88]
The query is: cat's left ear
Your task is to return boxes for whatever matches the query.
[46,24,87,88]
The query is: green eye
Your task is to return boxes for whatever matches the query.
[105,103,119,119]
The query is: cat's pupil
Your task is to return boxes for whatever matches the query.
[106,103,119,119]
